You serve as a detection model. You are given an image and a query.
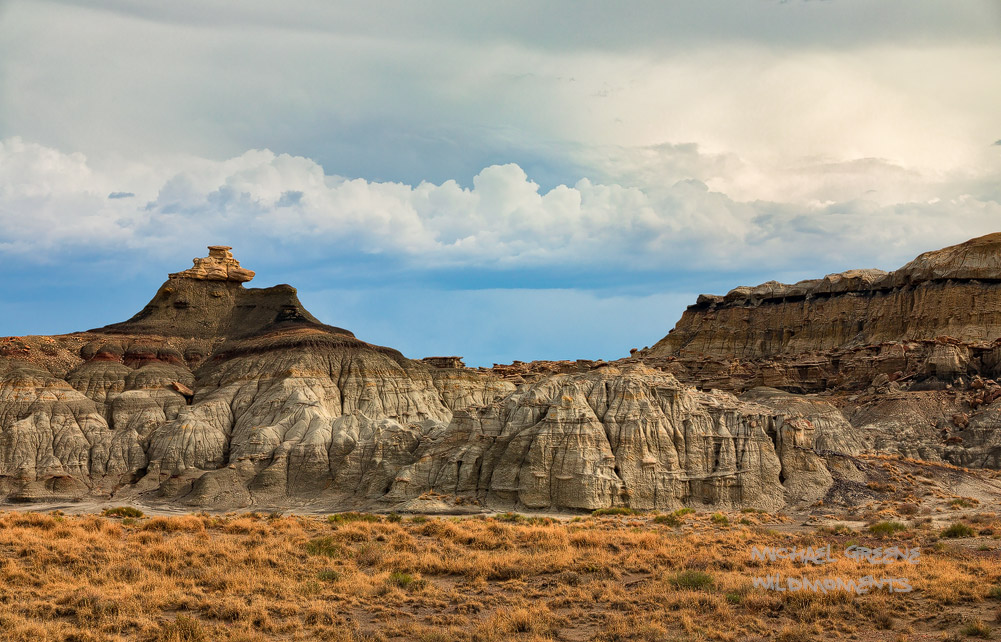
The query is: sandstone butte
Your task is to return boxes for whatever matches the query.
[3,235,1001,513]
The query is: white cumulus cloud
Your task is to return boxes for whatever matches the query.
[1,138,1000,278]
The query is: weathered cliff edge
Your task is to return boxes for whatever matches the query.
[3,237,1001,514]
[643,233,1001,394]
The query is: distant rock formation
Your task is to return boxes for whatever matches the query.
[4,238,1001,513]
[652,233,1001,360]
[640,233,1001,393]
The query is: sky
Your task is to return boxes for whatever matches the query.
[1,0,1000,365]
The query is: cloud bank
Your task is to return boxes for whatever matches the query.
[2,138,999,281]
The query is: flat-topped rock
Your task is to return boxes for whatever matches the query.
[694,234,1001,311]
[169,246,255,282]
[651,232,1001,360]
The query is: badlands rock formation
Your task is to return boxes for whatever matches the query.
[3,237,1001,513]
[644,233,1001,393]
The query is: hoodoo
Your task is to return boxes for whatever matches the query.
[98,246,346,340]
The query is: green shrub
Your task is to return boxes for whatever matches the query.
[670,570,714,591]
[386,513,403,523]
[494,512,526,522]
[102,506,145,519]
[868,521,907,537]
[328,512,379,524]
[653,514,682,527]
[317,569,342,582]
[387,571,426,590]
[711,513,729,526]
[942,522,976,538]
[388,571,414,588]
[592,507,638,516]
[674,508,695,517]
[305,536,342,558]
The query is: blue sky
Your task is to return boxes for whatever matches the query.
[1,1,1000,365]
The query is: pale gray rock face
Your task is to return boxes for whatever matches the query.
[738,387,869,504]
[22,242,1001,513]
[946,399,1001,468]
[0,363,143,498]
[2,342,840,512]
[740,388,868,456]
[389,366,788,512]
[845,393,951,462]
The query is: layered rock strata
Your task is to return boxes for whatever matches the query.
[6,237,1001,513]
[643,234,1001,393]
[0,247,862,512]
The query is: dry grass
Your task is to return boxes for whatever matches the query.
[0,508,998,640]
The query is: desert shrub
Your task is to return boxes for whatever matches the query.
[556,570,582,586]
[305,536,342,558]
[102,506,145,519]
[670,570,714,591]
[328,512,379,524]
[653,514,681,527]
[317,570,342,582]
[711,513,729,526]
[942,522,976,538]
[873,611,895,630]
[142,516,204,532]
[674,508,695,517]
[153,615,205,642]
[387,571,416,588]
[868,521,907,537]
[494,512,525,522]
[592,507,637,516]
[960,619,993,638]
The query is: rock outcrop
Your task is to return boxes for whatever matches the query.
[169,245,255,282]
[0,247,834,512]
[651,233,1001,361]
[6,237,1001,513]
[642,234,1001,394]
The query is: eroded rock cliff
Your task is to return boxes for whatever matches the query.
[643,233,1001,393]
[5,238,1001,513]
[0,247,847,512]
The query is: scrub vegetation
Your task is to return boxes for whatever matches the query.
[0,509,999,641]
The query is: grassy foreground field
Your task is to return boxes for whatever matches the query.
[1,509,1000,641]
